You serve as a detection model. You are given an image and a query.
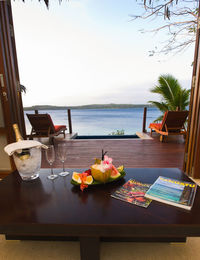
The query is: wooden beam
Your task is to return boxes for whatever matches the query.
[183,1,200,178]
[142,107,147,133]
[68,109,72,134]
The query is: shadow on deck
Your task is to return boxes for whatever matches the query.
[41,133,185,170]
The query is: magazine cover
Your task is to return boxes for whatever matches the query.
[111,179,152,208]
[145,176,197,210]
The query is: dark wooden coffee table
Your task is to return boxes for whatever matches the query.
[0,168,200,260]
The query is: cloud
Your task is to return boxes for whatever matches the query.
[12,0,193,107]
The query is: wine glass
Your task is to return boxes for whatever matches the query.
[57,143,69,177]
[45,145,58,180]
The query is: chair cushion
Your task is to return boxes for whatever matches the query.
[149,111,168,131]
[54,125,66,132]
[149,123,162,130]
[160,111,168,130]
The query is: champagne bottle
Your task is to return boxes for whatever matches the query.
[13,124,30,160]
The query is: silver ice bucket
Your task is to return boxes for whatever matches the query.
[4,140,47,181]
[13,147,42,181]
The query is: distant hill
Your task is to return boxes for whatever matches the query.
[24,104,155,111]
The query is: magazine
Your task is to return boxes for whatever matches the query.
[111,179,152,208]
[145,176,197,210]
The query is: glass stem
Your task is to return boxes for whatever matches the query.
[51,165,53,176]
[62,161,65,172]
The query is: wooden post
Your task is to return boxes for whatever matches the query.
[34,110,38,114]
[142,107,147,133]
[67,109,72,134]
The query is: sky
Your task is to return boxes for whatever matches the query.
[11,0,195,106]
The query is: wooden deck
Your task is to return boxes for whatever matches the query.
[41,133,185,170]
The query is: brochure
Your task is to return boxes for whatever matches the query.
[111,179,152,208]
[145,176,197,210]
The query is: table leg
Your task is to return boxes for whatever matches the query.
[80,236,100,260]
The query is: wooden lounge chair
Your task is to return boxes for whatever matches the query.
[26,113,67,144]
[149,110,189,142]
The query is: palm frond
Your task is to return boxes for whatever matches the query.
[23,0,64,8]
[149,74,190,114]
[148,101,169,112]
[20,84,27,94]
[153,114,165,123]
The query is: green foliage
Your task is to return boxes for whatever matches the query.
[19,84,27,94]
[109,129,125,136]
[149,74,190,122]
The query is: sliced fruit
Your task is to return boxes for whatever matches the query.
[94,158,102,164]
[84,169,92,175]
[84,175,93,185]
[117,165,124,173]
[110,165,121,179]
[72,172,82,184]
[91,164,111,183]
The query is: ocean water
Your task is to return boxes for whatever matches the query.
[24,107,161,136]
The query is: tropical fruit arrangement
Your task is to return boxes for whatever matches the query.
[71,152,125,191]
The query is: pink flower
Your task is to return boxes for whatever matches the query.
[103,155,113,165]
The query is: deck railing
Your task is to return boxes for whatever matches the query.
[67,109,72,134]
[34,107,149,135]
[142,107,147,133]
